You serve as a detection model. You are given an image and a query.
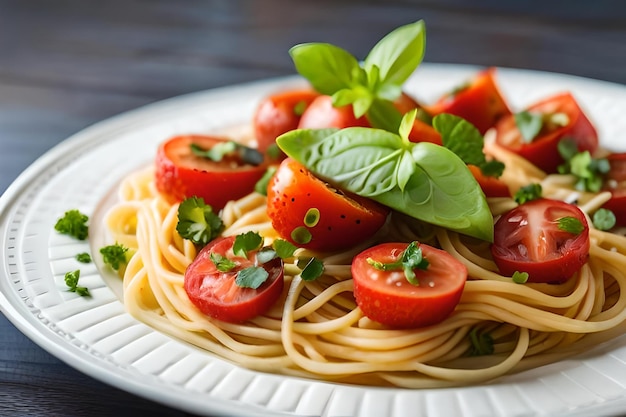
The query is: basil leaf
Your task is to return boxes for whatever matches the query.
[364,20,426,88]
[299,257,325,281]
[514,111,544,143]
[272,239,298,259]
[433,113,504,178]
[289,43,363,95]
[235,267,269,289]
[366,98,403,132]
[557,216,585,235]
[233,231,263,258]
[277,127,494,241]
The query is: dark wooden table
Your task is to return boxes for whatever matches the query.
[2,1,626,416]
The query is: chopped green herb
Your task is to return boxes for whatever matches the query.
[593,208,616,231]
[235,266,269,289]
[210,252,237,272]
[293,100,308,116]
[512,271,529,284]
[557,139,610,192]
[297,257,325,281]
[272,239,298,259]
[468,328,494,356]
[367,241,429,285]
[254,165,277,196]
[233,231,264,258]
[514,111,544,143]
[75,252,92,263]
[176,197,224,246]
[255,247,278,264]
[100,242,129,271]
[514,183,543,205]
[64,269,90,297]
[54,209,89,240]
[191,141,264,166]
[557,216,585,235]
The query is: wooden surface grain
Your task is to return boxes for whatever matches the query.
[1,1,626,416]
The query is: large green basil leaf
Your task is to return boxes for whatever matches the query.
[277,128,494,241]
[289,43,363,95]
[364,20,426,88]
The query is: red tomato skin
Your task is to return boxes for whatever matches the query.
[352,242,467,328]
[184,236,284,323]
[427,67,511,134]
[467,165,511,198]
[297,95,370,129]
[154,135,267,209]
[266,158,389,251]
[253,89,320,153]
[491,199,590,283]
[494,92,598,173]
[602,152,626,226]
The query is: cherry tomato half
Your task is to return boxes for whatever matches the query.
[494,92,598,173]
[601,152,626,226]
[297,95,370,129]
[467,165,511,198]
[491,198,590,283]
[266,158,389,251]
[352,242,467,328]
[184,236,284,323]
[154,135,268,209]
[253,89,320,153]
[427,67,511,134]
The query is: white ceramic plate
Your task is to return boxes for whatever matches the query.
[3,64,626,417]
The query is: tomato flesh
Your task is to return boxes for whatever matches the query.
[494,92,598,173]
[467,165,511,198]
[352,242,467,328]
[266,158,389,251]
[253,89,320,153]
[427,67,511,134]
[154,135,267,209]
[184,236,284,323]
[297,95,370,129]
[602,152,626,226]
[491,198,590,283]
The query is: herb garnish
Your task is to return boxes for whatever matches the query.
[593,208,616,231]
[367,241,429,285]
[64,269,90,297]
[468,328,494,356]
[557,139,610,192]
[514,183,543,205]
[54,209,89,240]
[191,141,264,166]
[100,242,129,271]
[557,216,585,235]
[176,197,224,246]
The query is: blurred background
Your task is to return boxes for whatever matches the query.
[1,0,626,416]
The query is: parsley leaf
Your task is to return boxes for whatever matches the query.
[233,231,264,258]
[235,266,269,289]
[433,113,505,178]
[75,252,92,263]
[593,208,616,231]
[272,239,298,259]
[514,111,544,143]
[557,216,585,235]
[557,139,610,192]
[210,252,237,272]
[54,209,89,240]
[191,141,264,166]
[100,243,129,271]
[297,257,325,281]
[514,183,543,205]
[176,197,224,246]
[64,269,90,297]
[367,241,429,285]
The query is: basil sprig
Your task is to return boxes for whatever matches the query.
[289,20,425,132]
[276,112,494,242]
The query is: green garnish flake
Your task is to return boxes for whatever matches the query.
[291,226,312,245]
[210,252,237,272]
[293,100,308,116]
[468,328,494,356]
[297,257,325,281]
[75,252,92,263]
[64,269,90,297]
[233,231,264,258]
[557,139,610,192]
[304,208,320,227]
[100,242,129,271]
[254,165,277,196]
[235,266,269,289]
[272,239,298,259]
[514,183,543,205]
[512,270,529,284]
[176,197,224,246]
[433,113,505,178]
[593,208,616,231]
[367,241,429,286]
[191,141,264,166]
[54,209,89,240]
[557,216,585,235]
[514,111,544,143]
